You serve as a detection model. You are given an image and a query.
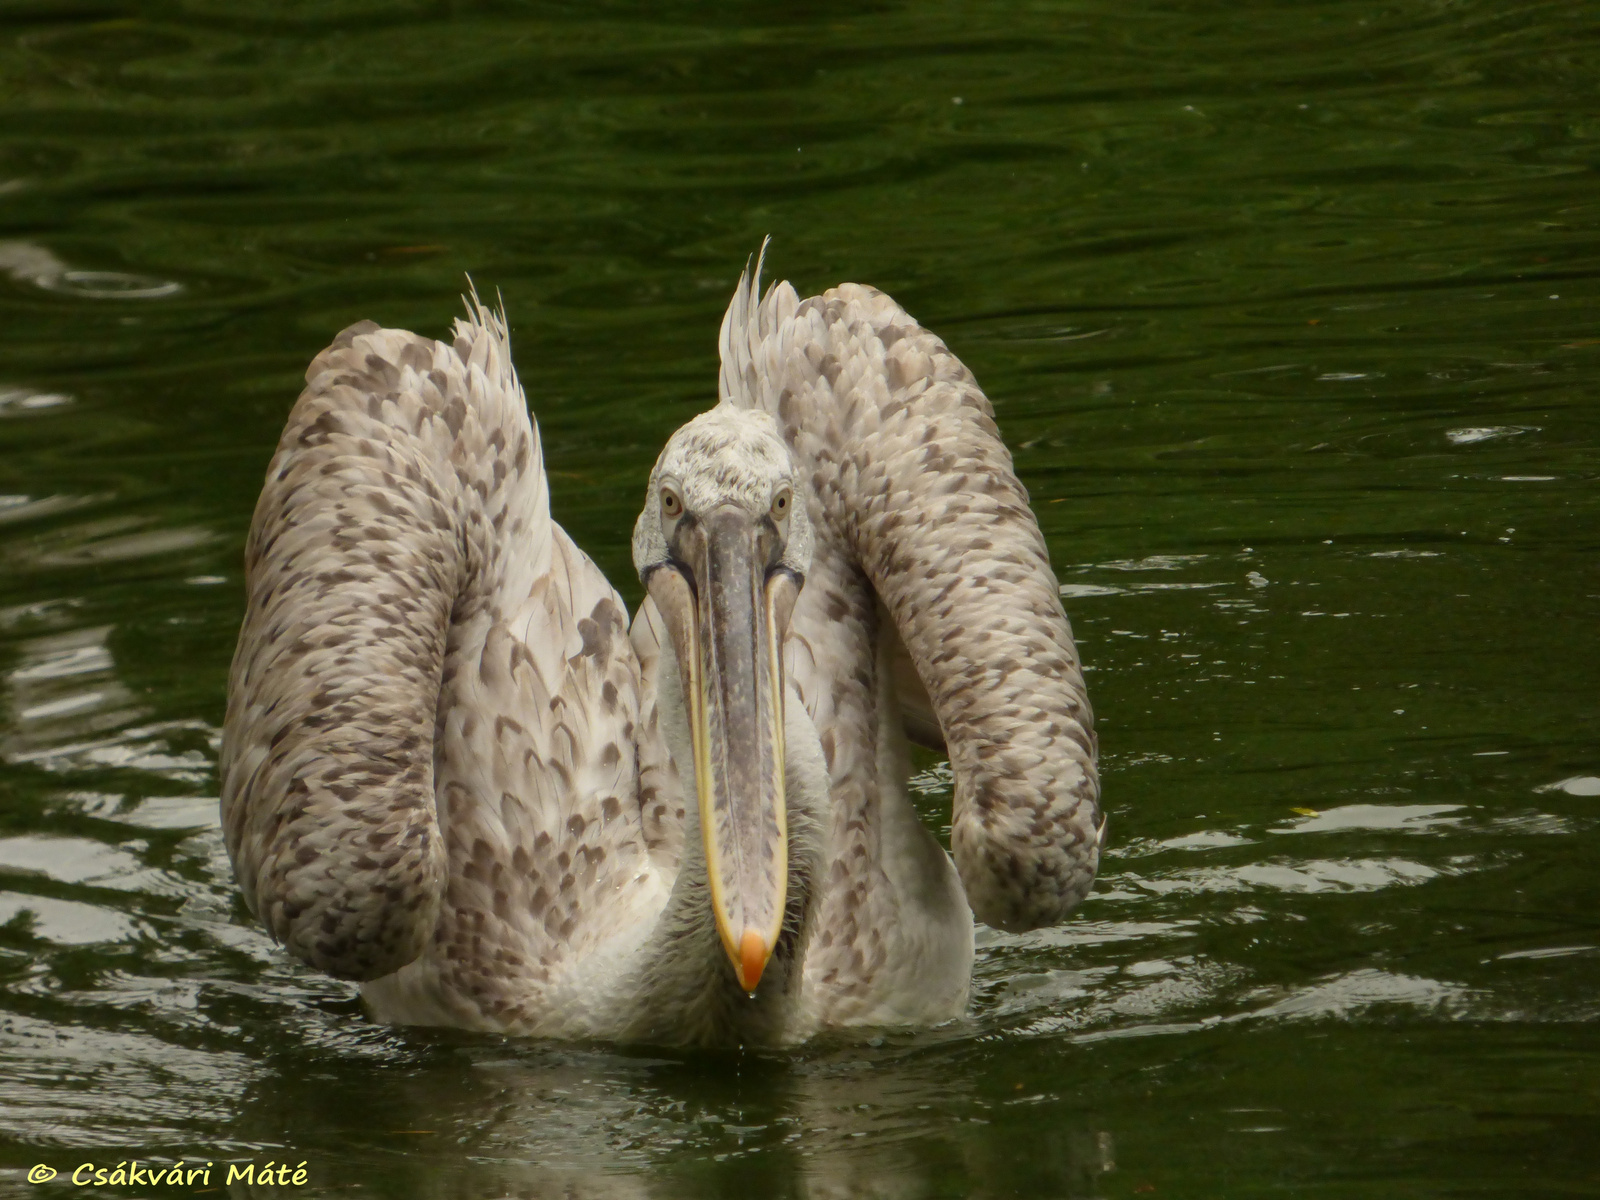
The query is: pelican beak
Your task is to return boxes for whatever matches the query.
[647,507,798,993]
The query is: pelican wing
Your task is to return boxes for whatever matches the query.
[221,302,660,1019]
[718,261,1101,933]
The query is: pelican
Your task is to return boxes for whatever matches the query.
[220,250,1101,1046]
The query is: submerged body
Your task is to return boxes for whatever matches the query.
[221,259,1100,1046]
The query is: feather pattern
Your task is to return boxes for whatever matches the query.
[223,300,666,1034]
[221,260,1099,1045]
[718,252,1102,937]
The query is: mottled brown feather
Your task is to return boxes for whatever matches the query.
[719,264,1101,939]
[222,260,1098,1043]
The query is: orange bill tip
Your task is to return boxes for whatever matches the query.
[738,928,769,993]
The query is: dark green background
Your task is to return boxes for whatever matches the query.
[1,2,1597,1196]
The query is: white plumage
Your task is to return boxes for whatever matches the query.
[221,252,1100,1046]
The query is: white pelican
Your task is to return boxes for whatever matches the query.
[220,251,1101,1046]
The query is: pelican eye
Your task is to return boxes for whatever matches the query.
[771,490,791,519]
[661,489,683,518]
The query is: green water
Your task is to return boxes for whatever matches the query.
[1,1,1598,1196]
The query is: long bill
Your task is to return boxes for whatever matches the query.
[646,508,798,993]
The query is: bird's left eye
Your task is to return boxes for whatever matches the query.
[771,490,791,519]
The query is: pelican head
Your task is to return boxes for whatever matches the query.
[633,405,812,993]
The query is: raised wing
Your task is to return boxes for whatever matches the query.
[221,301,660,1010]
[719,256,1102,933]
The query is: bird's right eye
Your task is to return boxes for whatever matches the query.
[661,489,683,518]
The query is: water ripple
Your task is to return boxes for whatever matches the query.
[0,241,183,301]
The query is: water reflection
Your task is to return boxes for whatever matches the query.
[0,1011,255,1149]
[0,388,73,416]
[0,891,138,945]
[220,1040,1118,1199]
[0,241,183,300]
[2,624,142,759]
[12,518,215,571]
[1242,968,1474,1022]
[1536,776,1600,797]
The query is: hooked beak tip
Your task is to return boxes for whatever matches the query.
[737,928,771,993]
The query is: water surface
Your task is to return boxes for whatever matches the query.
[1,2,1598,1196]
